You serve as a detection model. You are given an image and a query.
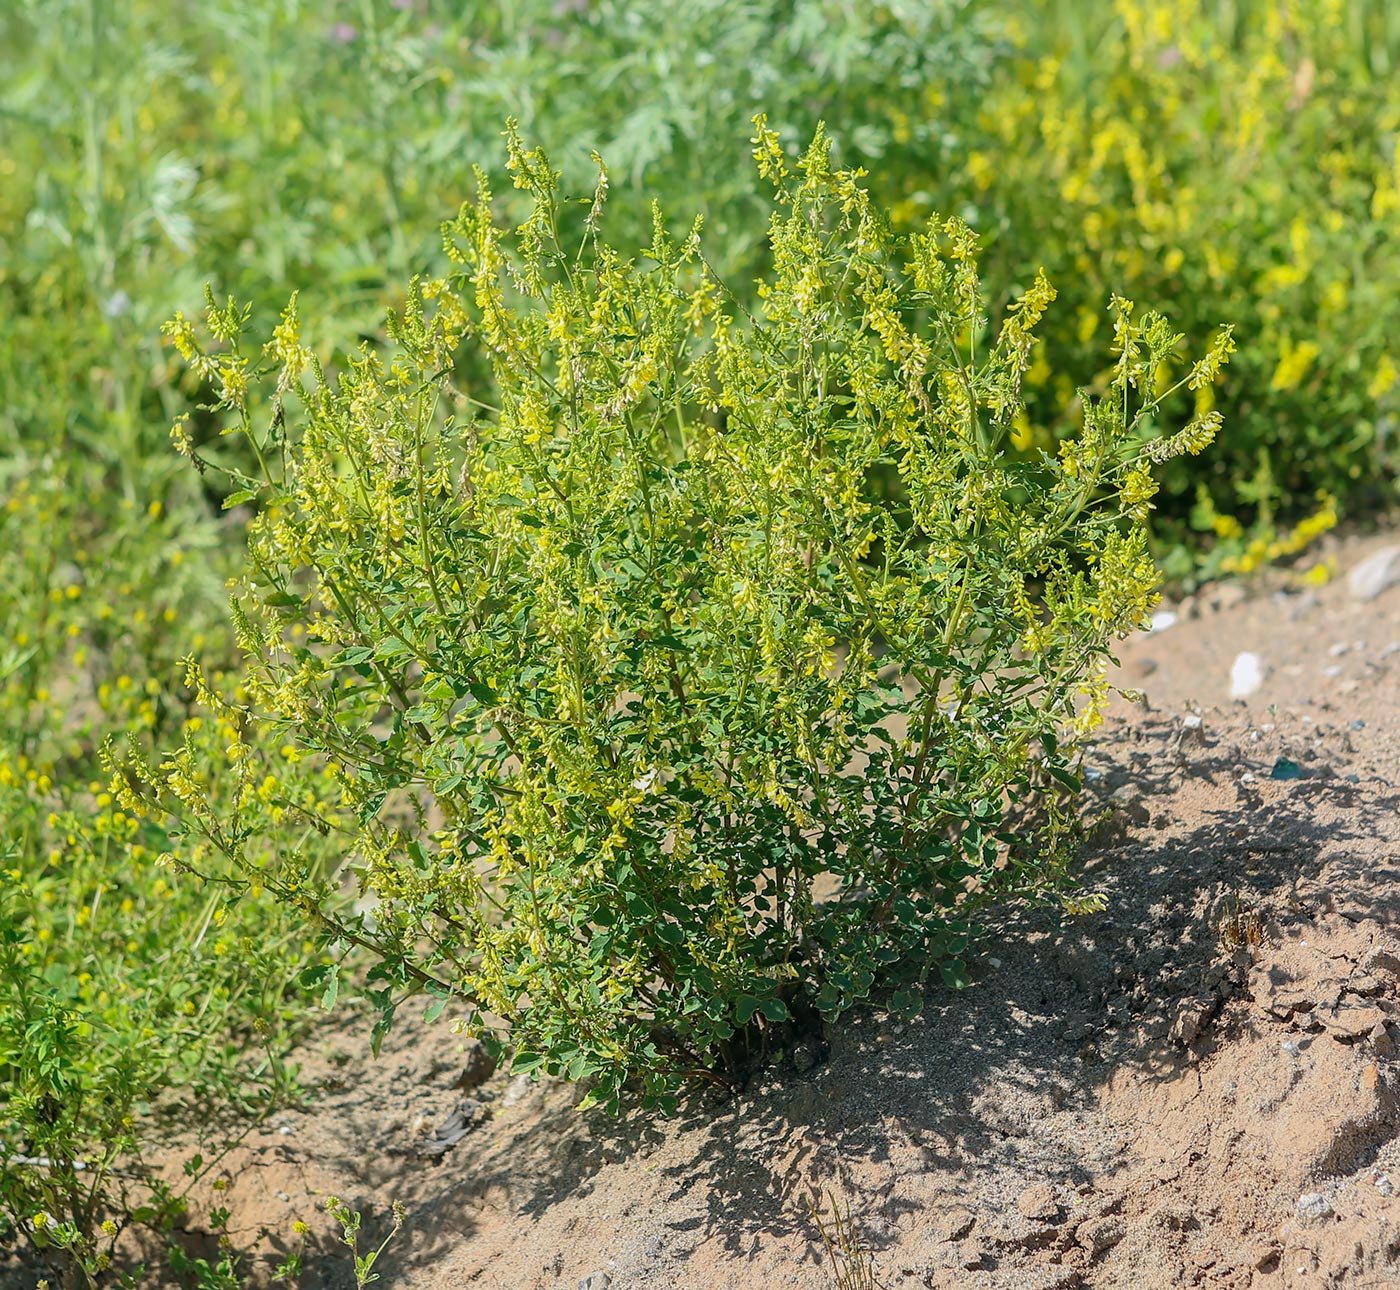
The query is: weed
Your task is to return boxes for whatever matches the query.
[149,123,1228,1113]
[807,1190,881,1290]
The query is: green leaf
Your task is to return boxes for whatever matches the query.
[369,1012,392,1058]
[357,792,387,827]
[300,964,340,1011]
[939,960,973,990]
[891,985,924,1019]
[760,997,788,1023]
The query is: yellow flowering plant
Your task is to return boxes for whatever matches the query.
[0,737,327,1288]
[153,124,1227,1114]
[943,0,1399,576]
[0,474,333,1286]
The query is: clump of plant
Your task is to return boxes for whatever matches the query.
[0,603,336,1288]
[806,1190,879,1290]
[150,123,1230,1113]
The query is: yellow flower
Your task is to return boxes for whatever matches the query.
[1270,339,1319,392]
[1010,410,1035,452]
[1369,354,1398,401]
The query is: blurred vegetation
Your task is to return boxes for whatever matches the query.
[945,0,1400,579]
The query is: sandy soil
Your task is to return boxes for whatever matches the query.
[25,524,1400,1290]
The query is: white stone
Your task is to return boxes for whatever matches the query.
[1230,652,1266,699]
[1148,609,1178,634]
[502,1073,535,1107]
[1348,545,1400,601]
[1296,1192,1333,1223]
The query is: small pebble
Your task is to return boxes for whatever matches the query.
[1149,610,1178,634]
[1348,545,1400,601]
[502,1074,535,1107]
[1282,1039,1301,1057]
[1295,1192,1333,1223]
[1231,652,1266,699]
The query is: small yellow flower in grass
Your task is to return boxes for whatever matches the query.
[292,1219,309,1235]
[1010,410,1034,452]
[1212,513,1244,541]
[32,1211,51,1231]
[1298,559,1336,587]
[101,1220,118,1236]
[1369,354,1398,401]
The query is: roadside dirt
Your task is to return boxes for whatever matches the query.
[105,525,1400,1288]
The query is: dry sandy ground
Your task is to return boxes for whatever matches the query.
[39,525,1400,1289]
